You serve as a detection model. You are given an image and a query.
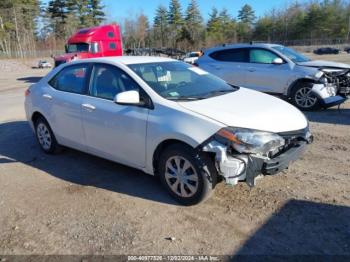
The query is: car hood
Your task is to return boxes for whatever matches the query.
[298,60,350,69]
[54,52,90,61]
[177,88,308,133]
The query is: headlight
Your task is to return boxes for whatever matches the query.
[215,128,285,156]
[314,71,324,79]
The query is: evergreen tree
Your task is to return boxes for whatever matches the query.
[237,4,256,41]
[207,7,220,34]
[238,4,256,25]
[219,8,236,43]
[154,5,168,47]
[168,0,183,26]
[89,0,105,25]
[185,0,203,46]
[167,0,183,47]
[185,0,202,27]
[47,0,68,38]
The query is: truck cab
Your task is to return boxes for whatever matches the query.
[54,24,123,67]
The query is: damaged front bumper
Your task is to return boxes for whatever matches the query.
[202,131,312,187]
[311,83,347,108]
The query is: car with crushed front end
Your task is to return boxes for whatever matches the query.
[24,56,313,205]
[197,43,349,110]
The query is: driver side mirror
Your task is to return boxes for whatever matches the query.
[272,58,284,64]
[114,90,141,105]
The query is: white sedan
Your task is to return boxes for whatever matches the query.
[24,56,312,205]
[38,60,52,69]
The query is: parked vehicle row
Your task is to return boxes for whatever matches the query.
[25,56,313,205]
[197,43,349,110]
[313,47,340,55]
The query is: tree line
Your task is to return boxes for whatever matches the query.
[0,0,350,58]
[125,0,350,50]
[0,0,105,57]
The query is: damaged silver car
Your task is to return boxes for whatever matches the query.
[197,43,349,110]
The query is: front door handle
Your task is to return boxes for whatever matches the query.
[82,103,96,111]
[42,94,52,100]
[247,68,256,72]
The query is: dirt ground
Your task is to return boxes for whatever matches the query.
[0,54,349,257]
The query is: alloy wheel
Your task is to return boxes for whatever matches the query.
[295,86,318,109]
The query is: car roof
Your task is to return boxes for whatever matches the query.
[203,43,282,53]
[72,56,177,65]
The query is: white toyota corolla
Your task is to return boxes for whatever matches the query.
[24,56,313,205]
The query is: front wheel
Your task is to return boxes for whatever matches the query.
[291,83,320,111]
[158,144,217,205]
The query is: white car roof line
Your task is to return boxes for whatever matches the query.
[67,56,177,65]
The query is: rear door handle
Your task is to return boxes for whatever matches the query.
[82,103,96,111]
[42,94,52,100]
[247,68,256,72]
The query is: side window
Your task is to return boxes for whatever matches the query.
[109,42,116,50]
[49,64,88,94]
[210,49,248,62]
[90,64,140,100]
[249,49,280,64]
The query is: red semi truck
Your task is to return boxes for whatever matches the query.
[54,24,123,67]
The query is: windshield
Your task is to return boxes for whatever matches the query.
[66,43,89,53]
[189,53,199,58]
[128,62,237,101]
[272,46,310,63]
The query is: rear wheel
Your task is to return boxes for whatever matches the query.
[35,117,60,154]
[158,144,217,205]
[291,83,320,111]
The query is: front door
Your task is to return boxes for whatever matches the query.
[81,63,149,168]
[245,48,291,93]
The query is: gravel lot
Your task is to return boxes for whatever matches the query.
[0,55,349,257]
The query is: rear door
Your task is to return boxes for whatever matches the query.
[244,48,291,93]
[81,63,149,168]
[200,48,249,86]
[46,63,90,150]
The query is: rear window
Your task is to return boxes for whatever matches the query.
[49,64,89,94]
[209,48,248,62]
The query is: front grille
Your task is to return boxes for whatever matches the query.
[324,70,350,95]
[269,128,310,158]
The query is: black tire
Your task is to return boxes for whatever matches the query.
[158,143,217,206]
[290,82,320,111]
[34,117,61,154]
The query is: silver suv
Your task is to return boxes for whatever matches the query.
[197,43,349,110]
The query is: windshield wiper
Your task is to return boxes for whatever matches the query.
[165,96,205,101]
[204,89,235,98]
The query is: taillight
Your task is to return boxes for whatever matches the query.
[25,89,30,97]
